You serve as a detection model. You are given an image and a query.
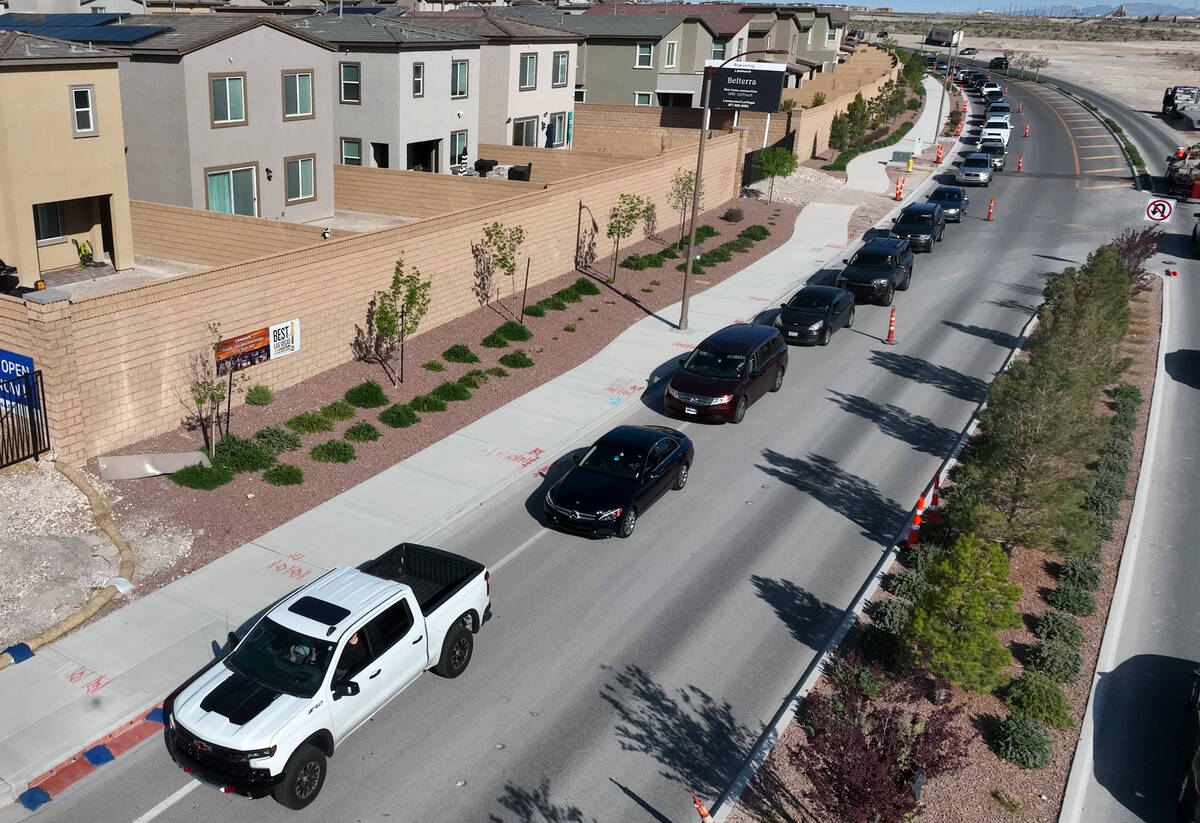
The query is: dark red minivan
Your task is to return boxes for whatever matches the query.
[664,324,788,423]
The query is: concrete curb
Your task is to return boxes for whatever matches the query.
[1057,271,1170,823]
[0,463,135,673]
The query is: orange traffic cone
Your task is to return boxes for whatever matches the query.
[986,198,995,221]
[1004,84,1009,95]
[961,99,967,113]
[884,306,897,345]
[690,792,715,822]
[936,144,944,164]
[1017,154,1023,172]
[906,493,926,549]
[954,121,962,136]
[928,475,942,523]
[1024,120,1030,137]
[1017,100,1022,113]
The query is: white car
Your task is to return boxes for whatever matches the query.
[980,119,1012,145]
[986,102,1012,122]
[979,81,1002,96]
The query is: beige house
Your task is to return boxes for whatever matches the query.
[0,31,134,286]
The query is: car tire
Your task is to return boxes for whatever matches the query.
[771,366,785,391]
[898,269,911,291]
[273,745,326,810]
[845,307,855,328]
[617,507,637,538]
[819,326,831,346]
[434,623,474,678]
[882,285,895,306]
[672,462,690,490]
[938,227,945,242]
[732,396,747,424]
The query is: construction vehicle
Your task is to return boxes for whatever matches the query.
[1163,86,1200,118]
[925,27,963,47]
[1165,144,1200,199]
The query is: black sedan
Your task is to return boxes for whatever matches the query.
[926,185,969,222]
[775,285,855,345]
[543,425,694,538]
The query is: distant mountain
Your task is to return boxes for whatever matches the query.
[1078,2,1197,13]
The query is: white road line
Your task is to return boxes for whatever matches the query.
[130,782,198,823]
[492,528,548,572]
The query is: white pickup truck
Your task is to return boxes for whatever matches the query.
[166,543,491,810]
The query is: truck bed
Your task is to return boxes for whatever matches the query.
[360,543,485,615]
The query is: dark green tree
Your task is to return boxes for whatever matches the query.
[846,93,869,148]
[829,112,851,152]
[754,147,798,203]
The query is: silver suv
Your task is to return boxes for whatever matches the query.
[956,153,993,186]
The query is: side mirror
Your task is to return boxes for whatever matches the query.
[780,302,788,309]
[842,258,849,264]
[891,217,897,223]
[571,454,581,464]
[678,357,687,367]
[227,631,239,650]
[333,680,360,700]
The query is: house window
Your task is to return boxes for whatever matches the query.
[827,27,837,43]
[634,92,652,106]
[33,202,65,244]
[737,37,745,55]
[286,155,315,203]
[790,33,797,54]
[283,71,313,119]
[450,130,468,164]
[574,87,587,103]
[69,85,97,137]
[341,138,362,166]
[552,51,569,87]
[765,34,773,50]
[340,62,360,104]
[664,41,677,68]
[205,166,256,216]
[548,111,566,147]
[634,42,653,68]
[413,62,424,97]
[519,53,537,90]
[210,74,245,126]
[512,116,537,146]
[712,39,727,60]
[91,6,106,12]
[451,59,468,98]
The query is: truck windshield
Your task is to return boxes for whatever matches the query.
[229,618,336,698]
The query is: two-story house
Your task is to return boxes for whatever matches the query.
[580,2,751,72]
[117,15,336,221]
[404,10,580,147]
[290,14,482,173]
[0,31,134,285]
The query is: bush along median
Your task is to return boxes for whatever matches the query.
[775,242,1149,821]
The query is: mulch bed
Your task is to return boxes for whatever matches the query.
[95,196,800,596]
[728,278,1163,823]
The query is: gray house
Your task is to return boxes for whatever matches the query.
[290,14,482,173]
[117,15,336,222]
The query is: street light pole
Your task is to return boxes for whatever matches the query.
[679,48,786,332]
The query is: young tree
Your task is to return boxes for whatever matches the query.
[471,240,495,307]
[846,93,869,148]
[905,534,1022,692]
[606,193,646,284]
[666,168,701,247]
[779,97,797,134]
[1029,55,1050,82]
[180,322,226,458]
[754,146,798,203]
[482,221,526,311]
[351,254,431,385]
[1108,225,1162,294]
[829,111,851,152]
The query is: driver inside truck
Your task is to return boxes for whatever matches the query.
[334,632,369,681]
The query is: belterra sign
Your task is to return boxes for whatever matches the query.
[704,60,787,113]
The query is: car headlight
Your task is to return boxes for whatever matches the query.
[872,278,890,286]
[772,313,783,327]
[807,320,824,331]
[666,385,680,399]
[597,508,622,521]
[711,394,733,405]
[245,745,277,761]
[166,711,175,730]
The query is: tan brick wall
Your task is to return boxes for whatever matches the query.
[0,296,33,358]
[332,165,534,219]
[475,144,646,183]
[33,132,744,461]
[571,104,737,156]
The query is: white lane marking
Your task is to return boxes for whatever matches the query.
[493,528,548,572]
[130,782,198,823]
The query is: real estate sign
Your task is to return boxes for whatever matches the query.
[216,319,301,376]
[704,60,786,113]
[0,347,36,407]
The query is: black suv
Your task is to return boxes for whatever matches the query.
[888,203,946,253]
[836,237,914,305]
[989,56,1009,70]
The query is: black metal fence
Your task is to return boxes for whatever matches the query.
[742,130,797,189]
[0,370,50,469]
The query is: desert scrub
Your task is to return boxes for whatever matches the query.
[521,305,546,319]
[991,713,1052,769]
[498,321,532,342]
[263,464,304,486]
[379,404,420,428]
[1026,639,1082,683]
[254,426,301,454]
[170,460,234,490]
[499,350,534,369]
[310,439,356,463]
[1044,583,1096,617]
[573,277,601,295]
[431,381,471,402]
[344,422,380,442]
[285,411,333,434]
[244,384,274,406]
[321,401,356,421]
[487,367,509,378]
[410,394,448,413]
[214,434,276,473]
[422,360,445,372]
[458,370,489,389]
[1034,610,1084,647]
[1002,672,1073,729]
[344,380,389,408]
[442,344,479,364]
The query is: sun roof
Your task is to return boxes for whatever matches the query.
[288,596,351,626]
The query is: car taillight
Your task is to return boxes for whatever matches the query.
[485,569,490,596]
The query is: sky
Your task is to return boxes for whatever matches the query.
[832,0,1198,11]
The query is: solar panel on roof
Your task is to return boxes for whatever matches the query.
[328,6,390,13]
[0,12,124,26]
[0,23,167,43]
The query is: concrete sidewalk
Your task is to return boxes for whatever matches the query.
[844,76,950,194]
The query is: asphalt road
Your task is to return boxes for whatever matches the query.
[0,87,1145,823]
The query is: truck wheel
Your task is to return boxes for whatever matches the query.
[434,625,474,678]
[272,744,326,810]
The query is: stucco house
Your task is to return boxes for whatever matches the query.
[0,31,134,285]
[290,13,482,173]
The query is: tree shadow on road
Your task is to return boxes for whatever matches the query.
[751,576,844,651]
[985,296,1036,315]
[755,450,905,545]
[867,350,989,404]
[1165,349,1200,391]
[488,778,597,823]
[825,390,960,457]
[941,319,1021,350]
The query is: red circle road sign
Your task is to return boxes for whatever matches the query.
[1146,198,1173,222]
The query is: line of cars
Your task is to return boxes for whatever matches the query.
[955,69,1014,187]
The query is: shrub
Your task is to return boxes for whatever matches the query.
[254,426,301,454]
[909,541,949,576]
[740,225,770,241]
[170,460,234,490]
[458,370,489,389]
[422,360,445,372]
[1035,610,1084,647]
[344,380,389,408]
[498,321,532,342]
[573,277,601,295]
[1027,639,1083,683]
[539,295,568,311]
[1058,557,1101,591]
[868,597,912,635]
[621,255,647,271]
[442,344,480,364]
[379,403,420,428]
[554,287,582,304]
[321,400,356,421]
[410,394,447,413]
[884,567,929,602]
[1002,672,1073,729]
[906,97,921,110]
[431,381,471,402]
[214,434,276,473]
[499,350,534,369]
[521,304,546,319]
[263,463,304,486]
[482,330,511,347]
[1045,583,1096,617]
[722,207,744,223]
[286,411,333,434]
[344,422,380,442]
[487,367,509,378]
[244,384,274,406]
[992,714,1052,769]
[696,224,719,241]
[310,439,356,463]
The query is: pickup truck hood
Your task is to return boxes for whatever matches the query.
[174,661,311,750]
[839,264,893,284]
